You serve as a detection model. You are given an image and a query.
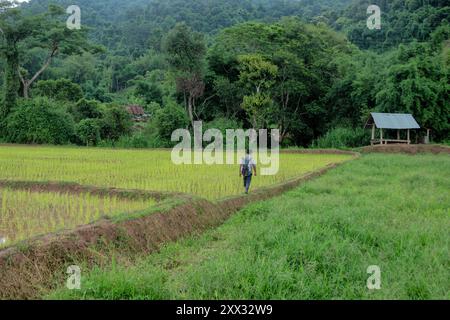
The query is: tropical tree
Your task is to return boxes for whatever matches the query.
[163,23,206,127]
[208,18,354,144]
[33,78,83,102]
[0,0,38,123]
[0,1,97,123]
[17,5,98,99]
[376,43,450,139]
[238,54,278,129]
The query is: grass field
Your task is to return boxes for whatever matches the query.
[0,188,155,247]
[0,146,352,200]
[48,154,450,300]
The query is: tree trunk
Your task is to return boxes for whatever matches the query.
[18,45,59,99]
[280,126,288,144]
[22,81,30,99]
[2,42,20,122]
[188,94,195,128]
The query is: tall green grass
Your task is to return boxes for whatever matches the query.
[312,127,370,149]
[49,154,450,300]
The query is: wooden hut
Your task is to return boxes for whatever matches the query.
[365,113,421,145]
[126,105,149,123]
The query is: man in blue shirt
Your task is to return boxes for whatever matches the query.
[240,148,257,194]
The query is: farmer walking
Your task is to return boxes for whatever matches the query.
[240,148,257,194]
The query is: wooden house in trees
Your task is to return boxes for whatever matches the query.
[126,105,149,123]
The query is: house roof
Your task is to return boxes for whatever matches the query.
[126,105,146,116]
[368,113,421,129]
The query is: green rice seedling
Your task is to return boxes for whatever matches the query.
[0,146,352,200]
[0,188,156,247]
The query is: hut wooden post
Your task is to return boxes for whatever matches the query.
[397,130,400,141]
[407,129,411,144]
[371,124,376,145]
[380,129,384,145]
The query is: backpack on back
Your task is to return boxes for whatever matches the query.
[242,156,252,177]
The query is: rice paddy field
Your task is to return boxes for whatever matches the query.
[0,145,352,200]
[0,188,155,247]
[0,145,352,248]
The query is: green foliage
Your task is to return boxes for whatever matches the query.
[241,93,274,130]
[69,100,132,145]
[209,18,355,143]
[210,76,245,118]
[237,54,278,129]
[238,54,278,92]
[132,78,164,105]
[99,104,133,141]
[164,23,206,75]
[5,97,75,144]
[75,119,101,146]
[112,133,151,149]
[325,51,379,129]
[312,127,371,149]
[1,49,19,130]
[153,101,189,145]
[23,0,352,55]
[0,2,36,124]
[375,43,450,140]
[203,117,243,136]
[340,0,449,50]
[164,23,207,125]
[69,98,102,122]
[1,1,96,103]
[33,79,84,102]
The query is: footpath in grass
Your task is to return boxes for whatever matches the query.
[48,154,450,300]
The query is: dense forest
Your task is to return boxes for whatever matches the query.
[0,0,448,148]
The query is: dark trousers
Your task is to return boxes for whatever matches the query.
[243,175,252,193]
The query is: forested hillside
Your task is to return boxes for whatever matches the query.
[23,0,352,53]
[0,0,448,148]
[337,0,450,50]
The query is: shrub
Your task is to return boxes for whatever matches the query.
[99,104,133,141]
[133,80,164,105]
[83,81,113,103]
[116,133,150,149]
[33,79,83,102]
[153,101,189,145]
[204,117,243,136]
[0,96,7,136]
[313,127,370,149]
[69,98,103,122]
[5,98,75,145]
[76,119,101,146]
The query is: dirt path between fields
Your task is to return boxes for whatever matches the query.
[0,180,180,202]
